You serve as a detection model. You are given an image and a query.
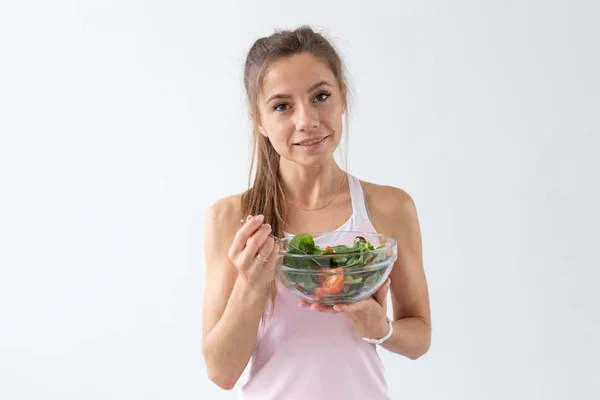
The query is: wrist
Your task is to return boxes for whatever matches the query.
[235,278,271,300]
[363,317,393,345]
[373,317,391,338]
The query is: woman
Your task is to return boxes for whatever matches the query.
[202,26,431,399]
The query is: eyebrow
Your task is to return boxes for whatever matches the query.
[265,80,333,105]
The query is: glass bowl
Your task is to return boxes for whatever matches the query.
[275,231,398,305]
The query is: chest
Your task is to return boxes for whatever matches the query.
[282,191,354,234]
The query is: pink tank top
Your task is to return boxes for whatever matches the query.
[237,175,391,400]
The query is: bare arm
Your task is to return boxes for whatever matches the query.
[369,185,432,359]
[201,199,278,390]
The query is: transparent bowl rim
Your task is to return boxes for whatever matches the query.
[276,231,397,259]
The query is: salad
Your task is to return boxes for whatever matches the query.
[280,233,393,300]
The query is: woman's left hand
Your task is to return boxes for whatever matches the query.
[298,278,392,339]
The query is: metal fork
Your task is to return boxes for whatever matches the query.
[240,219,308,255]
[240,219,324,267]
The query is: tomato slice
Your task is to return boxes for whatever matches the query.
[318,267,343,284]
[321,267,345,294]
[325,246,334,253]
[314,287,325,298]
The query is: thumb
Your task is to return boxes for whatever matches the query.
[374,278,391,306]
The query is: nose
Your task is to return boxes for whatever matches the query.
[294,103,319,132]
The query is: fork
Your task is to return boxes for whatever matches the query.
[239,219,325,268]
[240,218,309,255]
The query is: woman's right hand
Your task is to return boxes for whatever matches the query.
[228,214,279,291]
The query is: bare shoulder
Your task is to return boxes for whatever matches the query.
[360,180,418,228]
[204,192,247,258]
[205,193,244,233]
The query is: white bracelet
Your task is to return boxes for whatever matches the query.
[362,318,394,345]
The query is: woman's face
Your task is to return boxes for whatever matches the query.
[256,52,346,167]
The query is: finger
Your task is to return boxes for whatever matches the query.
[310,303,339,314]
[249,237,276,270]
[333,300,367,313]
[244,223,272,254]
[261,240,279,270]
[239,223,272,267]
[374,278,391,307]
[230,214,265,255]
[258,236,275,260]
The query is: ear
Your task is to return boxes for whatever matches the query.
[250,112,268,137]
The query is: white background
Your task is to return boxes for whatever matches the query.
[1,1,599,399]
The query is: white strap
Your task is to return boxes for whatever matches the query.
[347,174,371,224]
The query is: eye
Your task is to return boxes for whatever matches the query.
[314,91,331,102]
[273,103,289,112]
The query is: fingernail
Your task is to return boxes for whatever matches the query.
[264,223,271,230]
[256,214,264,222]
[333,305,341,312]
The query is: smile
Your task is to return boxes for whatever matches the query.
[295,136,328,146]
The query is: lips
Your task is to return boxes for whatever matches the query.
[294,135,329,146]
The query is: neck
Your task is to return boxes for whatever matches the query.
[278,157,346,210]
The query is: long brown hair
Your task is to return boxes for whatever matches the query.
[241,25,349,320]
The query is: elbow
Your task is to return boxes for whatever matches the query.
[407,331,431,360]
[207,367,238,390]
[406,344,430,360]
[202,343,239,390]
[407,346,429,360]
